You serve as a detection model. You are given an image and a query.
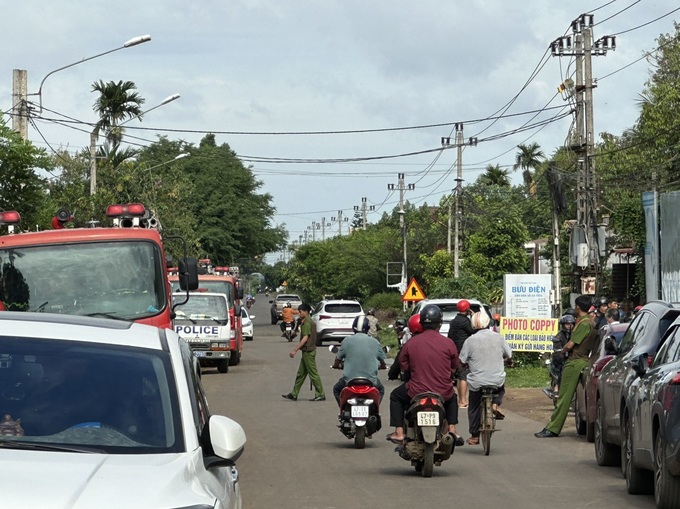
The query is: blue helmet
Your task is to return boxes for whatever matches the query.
[352,315,371,334]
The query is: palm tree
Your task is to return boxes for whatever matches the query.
[513,143,545,196]
[91,80,145,153]
[479,164,511,187]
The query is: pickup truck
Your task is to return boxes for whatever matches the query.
[270,294,303,324]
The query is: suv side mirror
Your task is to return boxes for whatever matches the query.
[604,336,618,356]
[631,353,648,378]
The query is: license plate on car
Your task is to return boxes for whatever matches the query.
[351,405,369,418]
[417,411,439,426]
[193,351,206,358]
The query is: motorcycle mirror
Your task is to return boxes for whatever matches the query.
[382,345,391,354]
[328,345,339,354]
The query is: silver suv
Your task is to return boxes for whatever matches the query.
[311,299,364,346]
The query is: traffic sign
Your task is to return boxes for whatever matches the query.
[402,278,426,302]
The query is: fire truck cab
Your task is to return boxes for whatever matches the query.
[0,205,197,329]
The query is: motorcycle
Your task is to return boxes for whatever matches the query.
[246,297,255,309]
[541,351,560,406]
[394,392,454,477]
[337,378,382,449]
[282,320,297,342]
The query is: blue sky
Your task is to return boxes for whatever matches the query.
[1,1,677,263]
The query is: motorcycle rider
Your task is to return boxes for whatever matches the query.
[388,314,422,382]
[386,304,465,446]
[332,315,387,404]
[545,314,576,398]
[280,302,299,337]
[447,299,475,408]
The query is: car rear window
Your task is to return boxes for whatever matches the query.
[277,295,300,301]
[325,303,362,314]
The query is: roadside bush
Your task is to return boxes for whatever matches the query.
[364,292,403,313]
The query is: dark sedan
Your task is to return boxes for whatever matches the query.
[575,322,629,442]
[595,301,680,468]
[622,315,680,507]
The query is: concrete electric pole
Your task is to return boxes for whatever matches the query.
[388,173,415,294]
[11,69,28,140]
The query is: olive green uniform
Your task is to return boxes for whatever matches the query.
[290,317,325,398]
[545,315,597,435]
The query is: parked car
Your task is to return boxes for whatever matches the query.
[574,322,629,442]
[0,311,246,508]
[270,294,303,324]
[595,301,680,467]
[241,306,254,341]
[622,314,680,505]
[411,298,493,336]
[311,299,364,346]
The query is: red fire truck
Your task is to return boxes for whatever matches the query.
[0,204,196,328]
[169,261,244,367]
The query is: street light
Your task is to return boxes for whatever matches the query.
[28,34,151,115]
[118,93,180,127]
[139,153,191,212]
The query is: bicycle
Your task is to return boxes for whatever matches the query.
[479,386,501,456]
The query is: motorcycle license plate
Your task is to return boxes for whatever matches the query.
[351,405,369,418]
[286,325,293,330]
[417,411,439,426]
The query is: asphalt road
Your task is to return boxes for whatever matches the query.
[201,297,655,509]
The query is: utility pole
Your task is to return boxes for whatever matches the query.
[551,13,615,299]
[331,210,348,236]
[357,197,374,230]
[320,217,331,240]
[11,69,28,140]
[304,230,308,244]
[388,173,415,296]
[442,124,476,277]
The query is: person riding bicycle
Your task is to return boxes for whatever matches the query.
[459,311,512,446]
[386,304,465,446]
[548,314,576,397]
[332,315,387,404]
[280,302,299,336]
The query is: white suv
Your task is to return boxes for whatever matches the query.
[412,298,494,336]
[0,312,246,508]
[311,299,364,345]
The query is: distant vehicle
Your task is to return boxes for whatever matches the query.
[411,298,493,336]
[0,311,246,508]
[595,301,680,467]
[623,314,680,503]
[173,292,234,373]
[574,322,629,442]
[241,306,254,341]
[310,299,364,346]
[270,294,303,324]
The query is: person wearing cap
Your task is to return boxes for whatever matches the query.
[535,295,598,438]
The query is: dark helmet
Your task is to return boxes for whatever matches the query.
[420,304,443,328]
[563,307,577,318]
[395,318,407,330]
[560,314,576,327]
[595,297,609,308]
[456,299,470,313]
[352,315,371,334]
[407,314,423,334]
[367,308,376,316]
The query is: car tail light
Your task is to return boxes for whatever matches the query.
[319,315,332,320]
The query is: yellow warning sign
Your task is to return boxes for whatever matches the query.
[402,278,426,302]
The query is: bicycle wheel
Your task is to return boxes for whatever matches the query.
[481,396,493,456]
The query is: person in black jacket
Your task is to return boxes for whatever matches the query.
[447,299,475,407]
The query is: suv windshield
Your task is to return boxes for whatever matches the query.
[0,242,165,320]
[0,336,183,454]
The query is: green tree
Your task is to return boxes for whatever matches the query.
[479,164,511,188]
[91,80,145,154]
[514,142,545,197]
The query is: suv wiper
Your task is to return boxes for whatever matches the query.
[84,312,129,321]
[0,440,103,453]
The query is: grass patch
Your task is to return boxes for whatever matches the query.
[506,365,549,388]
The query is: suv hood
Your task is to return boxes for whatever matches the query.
[1,448,217,508]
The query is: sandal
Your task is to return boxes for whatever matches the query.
[466,436,480,445]
[386,433,404,444]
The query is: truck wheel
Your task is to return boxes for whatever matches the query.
[217,360,229,373]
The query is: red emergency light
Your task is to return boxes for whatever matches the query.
[106,203,146,217]
[0,211,21,225]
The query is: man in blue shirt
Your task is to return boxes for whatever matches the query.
[332,315,387,403]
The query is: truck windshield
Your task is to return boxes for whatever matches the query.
[0,241,165,320]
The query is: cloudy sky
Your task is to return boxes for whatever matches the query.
[2,1,677,262]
